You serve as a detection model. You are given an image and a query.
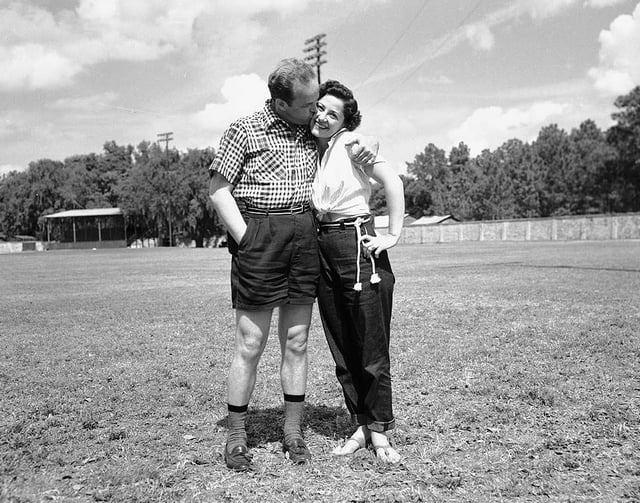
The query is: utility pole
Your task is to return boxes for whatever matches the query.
[157,131,173,152]
[157,131,173,172]
[303,33,327,85]
[156,132,174,247]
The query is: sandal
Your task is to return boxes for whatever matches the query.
[332,426,368,456]
[370,431,401,464]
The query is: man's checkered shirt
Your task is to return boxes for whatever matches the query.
[209,101,317,209]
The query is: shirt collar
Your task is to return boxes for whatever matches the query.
[261,100,280,129]
[327,128,348,147]
[261,99,309,136]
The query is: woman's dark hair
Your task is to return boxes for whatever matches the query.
[319,80,362,131]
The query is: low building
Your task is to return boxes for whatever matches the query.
[44,208,127,250]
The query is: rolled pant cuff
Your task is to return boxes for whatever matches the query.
[352,414,396,432]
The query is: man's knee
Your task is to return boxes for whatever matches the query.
[235,328,268,364]
[235,309,272,360]
[284,326,309,356]
[240,335,266,356]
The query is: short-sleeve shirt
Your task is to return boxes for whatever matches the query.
[209,100,318,209]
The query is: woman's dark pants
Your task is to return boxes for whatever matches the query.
[317,220,396,432]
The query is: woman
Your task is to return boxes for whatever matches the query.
[310,80,404,463]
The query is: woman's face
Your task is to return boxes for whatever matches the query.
[310,94,345,139]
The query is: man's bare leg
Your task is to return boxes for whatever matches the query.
[225,309,272,470]
[278,303,312,462]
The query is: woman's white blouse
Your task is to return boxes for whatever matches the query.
[312,130,381,219]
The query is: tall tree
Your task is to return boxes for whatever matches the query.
[27,159,68,237]
[0,170,30,236]
[98,141,134,207]
[62,153,106,209]
[606,85,640,211]
[469,148,517,220]
[447,141,477,219]
[118,142,172,244]
[406,143,449,215]
[532,124,572,216]
[497,139,540,218]
[175,147,221,247]
[568,119,616,214]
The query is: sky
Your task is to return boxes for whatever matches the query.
[1,0,640,178]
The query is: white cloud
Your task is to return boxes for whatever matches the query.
[379,0,593,83]
[497,79,593,101]
[215,0,309,15]
[517,0,578,19]
[465,23,495,51]
[589,68,636,94]
[0,3,66,44]
[585,0,628,7]
[192,74,269,133]
[73,0,199,62]
[448,102,569,154]
[0,44,82,90]
[0,0,319,92]
[417,74,453,86]
[49,92,119,111]
[0,164,25,176]
[588,3,640,96]
[476,0,626,32]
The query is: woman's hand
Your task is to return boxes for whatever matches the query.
[360,233,399,258]
[344,135,379,165]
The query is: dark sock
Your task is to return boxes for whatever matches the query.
[283,394,305,444]
[227,403,248,450]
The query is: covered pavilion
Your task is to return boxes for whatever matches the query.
[44,208,127,250]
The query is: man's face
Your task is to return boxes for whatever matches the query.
[277,80,319,126]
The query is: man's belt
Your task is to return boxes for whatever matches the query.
[243,203,310,216]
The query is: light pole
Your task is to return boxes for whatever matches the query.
[303,33,327,84]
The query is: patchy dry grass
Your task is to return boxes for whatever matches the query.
[1,241,639,502]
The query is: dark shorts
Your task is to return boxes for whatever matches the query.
[228,211,320,310]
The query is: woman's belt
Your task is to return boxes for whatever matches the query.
[317,215,371,229]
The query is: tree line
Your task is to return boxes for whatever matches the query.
[1,86,639,244]
[0,141,221,246]
[373,86,640,220]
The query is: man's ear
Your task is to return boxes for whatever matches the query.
[274,98,287,114]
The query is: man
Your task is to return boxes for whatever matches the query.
[209,58,376,471]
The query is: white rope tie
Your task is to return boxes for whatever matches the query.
[353,217,381,291]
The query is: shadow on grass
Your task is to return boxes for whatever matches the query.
[216,404,350,447]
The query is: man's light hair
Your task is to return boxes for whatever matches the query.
[268,58,316,105]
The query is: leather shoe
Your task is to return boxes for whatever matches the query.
[282,437,311,464]
[224,443,253,471]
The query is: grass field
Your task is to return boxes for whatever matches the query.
[1,241,639,502]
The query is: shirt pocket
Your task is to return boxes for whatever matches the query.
[245,134,288,182]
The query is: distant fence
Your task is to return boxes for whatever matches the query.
[3,213,639,254]
[389,212,640,244]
